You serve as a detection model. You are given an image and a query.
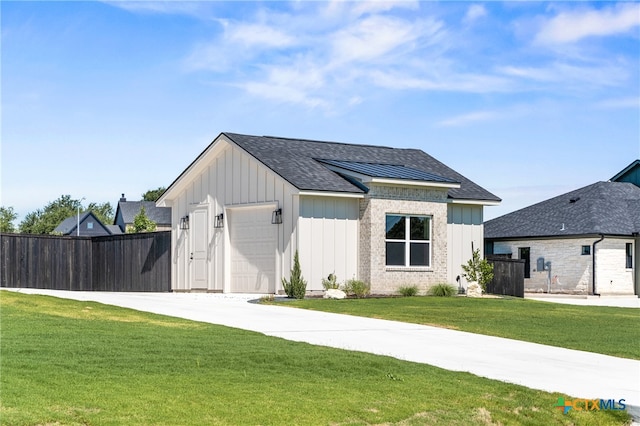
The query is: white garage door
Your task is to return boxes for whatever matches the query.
[229,206,277,293]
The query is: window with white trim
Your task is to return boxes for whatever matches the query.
[385,215,431,267]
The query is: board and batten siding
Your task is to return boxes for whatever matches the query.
[297,196,360,292]
[165,139,299,292]
[447,204,484,286]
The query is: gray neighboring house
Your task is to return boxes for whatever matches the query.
[611,159,640,187]
[114,195,172,233]
[54,211,119,237]
[485,163,640,296]
[157,132,500,294]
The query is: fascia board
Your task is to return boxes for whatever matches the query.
[297,191,365,199]
[449,199,501,206]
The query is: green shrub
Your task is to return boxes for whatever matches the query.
[397,285,419,297]
[343,279,370,298]
[321,273,340,290]
[282,251,307,299]
[428,283,457,297]
[461,248,494,293]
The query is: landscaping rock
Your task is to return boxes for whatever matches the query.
[324,289,347,299]
[466,282,483,298]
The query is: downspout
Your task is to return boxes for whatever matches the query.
[592,234,604,296]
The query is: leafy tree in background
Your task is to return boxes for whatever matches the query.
[142,187,166,202]
[129,206,157,233]
[86,202,114,225]
[18,195,114,235]
[0,206,18,233]
[19,195,81,234]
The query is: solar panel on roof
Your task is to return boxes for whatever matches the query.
[318,159,458,183]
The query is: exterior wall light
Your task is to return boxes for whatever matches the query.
[179,216,189,230]
[214,213,224,229]
[271,208,282,225]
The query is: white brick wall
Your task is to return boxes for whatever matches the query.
[597,239,635,295]
[359,184,449,294]
[493,237,635,295]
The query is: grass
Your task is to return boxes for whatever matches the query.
[274,296,640,360]
[0,291,631,425]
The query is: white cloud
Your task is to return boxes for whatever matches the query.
[321,0,418,20]
[499,62,628,89]
[349,0,419,18]
[370,69,513,94]
[179,1,637,112]
[535,3,640,44]
[463,4,487,24]
[437,110,499,127]
[330,15,420,65]
[237,62,330,109]
[226,23,296,48]
[103,1,209,17]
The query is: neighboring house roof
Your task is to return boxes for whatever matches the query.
[165,132,500,202]
[115,201,172,227]
[611,159,640,187]
[485,181,640,239]
[54,211,112,236]
[106,225,123,235]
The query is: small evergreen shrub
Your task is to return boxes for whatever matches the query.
[343,279,370,298]
[282,251,307,299]
[321,273,340,290]
[429,283,457,297]
[461,248,494,293]
[397,285,419,297]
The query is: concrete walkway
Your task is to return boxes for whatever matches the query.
[4,288,640,421]
[526,293,640,308]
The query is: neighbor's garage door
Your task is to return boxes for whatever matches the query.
[229,206,277,293]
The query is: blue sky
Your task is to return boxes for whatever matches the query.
[2,1,639,223]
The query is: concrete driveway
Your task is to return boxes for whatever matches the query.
[4,288,640,422]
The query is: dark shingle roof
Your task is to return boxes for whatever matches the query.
[54,211,111,235]
[485,181,640,239]
[223,133,500,202]
[116,201,171,225]
[54,212,91,234]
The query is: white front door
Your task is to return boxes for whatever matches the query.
[190,207,209,290]
[229,206,277,293]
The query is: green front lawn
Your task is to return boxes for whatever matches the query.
[0,291,630,425]
[275,296,640,360]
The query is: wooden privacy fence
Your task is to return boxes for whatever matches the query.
[486,256,525,298]
[1,232,171,292]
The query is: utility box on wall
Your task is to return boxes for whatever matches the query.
[537,257,545,271]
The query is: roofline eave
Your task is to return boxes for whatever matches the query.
[449,199,501,206]
[297,190,365,199]
[485,232,639,241]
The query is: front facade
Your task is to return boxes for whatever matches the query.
[157,133,500,294]
[485,180,640,296]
